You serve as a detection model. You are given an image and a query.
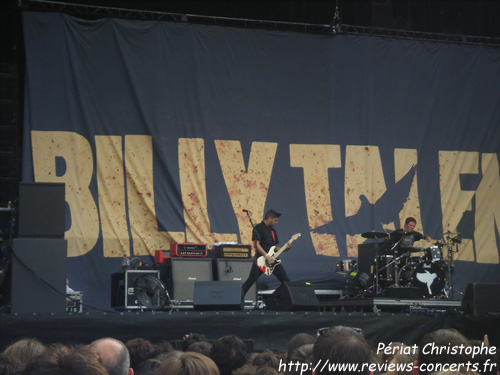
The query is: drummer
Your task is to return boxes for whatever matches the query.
[387,217,431,248]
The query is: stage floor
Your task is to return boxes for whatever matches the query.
[2,303,499,352]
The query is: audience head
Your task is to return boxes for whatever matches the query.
[157,351,219,375]
[287,344,314,375]
[182,333,208,352]
[384,343,417,375]
[418,329,471,375]
[286,333,316,361]
[126,338,155,370]
[134,359,161,375]
[0,354,22,375]
[186,341,212,357]
[249,350,279,370]
[22,344,108,375]
[153,341,175,357]
[2,338,45,366]
[313,326,372,375]
[468,339,498,375]
[210,334,247,375]
[91,337,132,375]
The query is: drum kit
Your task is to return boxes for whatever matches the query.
[357,230,462,299]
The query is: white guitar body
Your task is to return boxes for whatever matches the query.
[256,233,301,276]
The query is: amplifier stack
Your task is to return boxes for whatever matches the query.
[170,243,207,257]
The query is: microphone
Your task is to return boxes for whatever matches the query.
[242,209,249,213]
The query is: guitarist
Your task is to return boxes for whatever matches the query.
[241,209,292,299]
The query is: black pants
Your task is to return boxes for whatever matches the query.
[242,260,290,297]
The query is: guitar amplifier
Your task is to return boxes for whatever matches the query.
[170,243,207,257]
[214,244,252,259]
[155,249,171,264]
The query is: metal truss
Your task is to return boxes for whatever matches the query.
[19,0,500,48]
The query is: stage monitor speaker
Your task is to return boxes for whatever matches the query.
[357,243,377,275]
[215,259,256,304]
[111,270,161,310]
[169,258,213,301]
[193,281,243,311]
[461,283,500,316]
[265,281,318,311]
[18,182,65,238]
[11,238,67,313]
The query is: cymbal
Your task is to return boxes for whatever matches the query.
[361,231,387,239]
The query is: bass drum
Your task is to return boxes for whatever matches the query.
[405,262,445,298]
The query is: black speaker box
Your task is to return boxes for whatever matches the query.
[166,258,213,301]
[461,283,500,316]
[357,243,377,275]
[11,238,67,313]
[193,281,243,311]
[265,281,319,311]
[18,182,66,238]
[111,270,160,310]
[215,259,256,303]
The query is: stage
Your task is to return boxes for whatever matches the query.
[2,297,500,352]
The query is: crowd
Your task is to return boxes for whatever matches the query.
[0,327,497,375]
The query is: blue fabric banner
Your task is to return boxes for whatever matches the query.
[22,11,500,309]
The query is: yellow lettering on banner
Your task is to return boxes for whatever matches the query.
[344,146,386,257]
[474,153,500,264]
[439,151,479,262]
[125,135,184,255]
[31,130,98,257]
[179,138,237,245]
[215,140,277,245]
[95,136,130,257]
[394,148,427,245]
[290,144,340,256]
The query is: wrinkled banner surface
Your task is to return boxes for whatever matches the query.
[22,12,500,309]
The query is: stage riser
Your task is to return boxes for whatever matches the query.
[1,312,499,352]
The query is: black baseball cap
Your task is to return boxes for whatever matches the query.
[265,209,281,219]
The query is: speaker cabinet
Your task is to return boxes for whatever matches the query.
[265,281,319,311]
[167,258,213,301]
[18,182,66,238]
[462,283,500,316]
[193,281,243,311]
[111,270,160,310]
[357,243,377,275]
[11,238,67,313]
[215,259,256,304]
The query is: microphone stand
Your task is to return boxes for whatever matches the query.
[376,235,404,293]
[243,210,260,244]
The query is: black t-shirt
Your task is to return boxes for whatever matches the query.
[252,221,279,253]
[390,229,424,247]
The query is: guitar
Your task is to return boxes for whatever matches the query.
[256,233,301,276]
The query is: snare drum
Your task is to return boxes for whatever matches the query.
[425,246,443,263]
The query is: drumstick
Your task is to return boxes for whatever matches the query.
[380,222,389,234]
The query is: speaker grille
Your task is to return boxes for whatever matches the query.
[193,281,243,311]
[11,238,67,313]
[170,258,213,301]
[216,259,256,303]
[18,182,66,238]
[266,281,318,311]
